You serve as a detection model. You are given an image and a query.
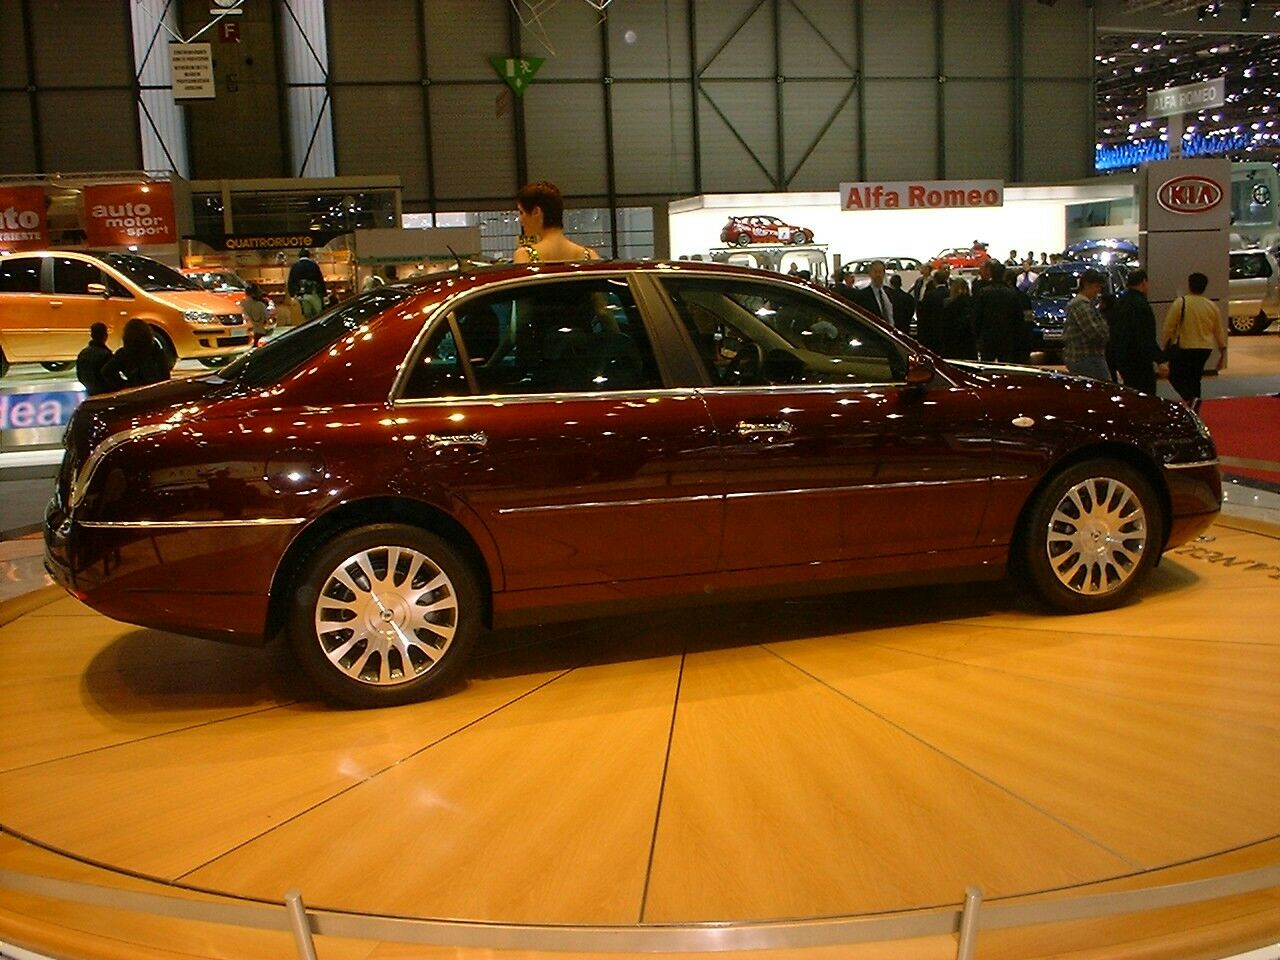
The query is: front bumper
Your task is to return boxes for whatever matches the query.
[1161,460,1222,550]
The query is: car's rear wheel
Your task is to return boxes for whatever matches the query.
[150,326,178,370]
[41,360,74,372]
[289,523,482,707]
[1228,311,1270,335]
[735,233,751,246]
[0,348,8,379]
[1019,459,1161,614]
[198,356,231,368]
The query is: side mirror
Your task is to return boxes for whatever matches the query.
[86,282,108,297]
[905,354,935,386]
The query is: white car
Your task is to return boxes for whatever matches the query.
[843,257,926,292]
[1228,248,1280,335]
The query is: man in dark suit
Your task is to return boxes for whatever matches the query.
[850,260,894,326]
[887,273,915,335]
[916,271,947,353]
[971,260,1026,362]
[1108,268,1167,394]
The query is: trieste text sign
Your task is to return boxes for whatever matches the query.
[840,180,1003,212]
[1146,78,1225,119]
[0,186,48,250]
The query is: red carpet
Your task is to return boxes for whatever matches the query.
[1198,395,1280,486]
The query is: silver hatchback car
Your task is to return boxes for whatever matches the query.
[1228,248,1280,335]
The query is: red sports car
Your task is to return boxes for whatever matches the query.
[721,215,814,246]
[930,244,991,272]
[46,261,1220,707]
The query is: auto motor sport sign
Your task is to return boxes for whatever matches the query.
[83,182,178,245]
[839,179,1004,211]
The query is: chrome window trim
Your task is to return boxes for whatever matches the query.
[70,423,177,511]
[1162,459,1220,470]
[77,518,306,530]
[386,268,650,405]
[391,386,702,408]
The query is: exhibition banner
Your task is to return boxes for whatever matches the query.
[0,186,49,251]
[83,182,178,246]
[839,179,1004,211]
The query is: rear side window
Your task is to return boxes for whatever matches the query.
[1230,253,1273,280]
[402,277,663,399]
[52,256,103,295]
[0,257,42,292]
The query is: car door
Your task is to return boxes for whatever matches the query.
[0,255,46,361]
[1229,252,1270,315]
[45,255,111,358]
[393,273,723,592]
[655,274,992,572]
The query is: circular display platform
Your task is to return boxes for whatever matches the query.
[0,520,1277,945]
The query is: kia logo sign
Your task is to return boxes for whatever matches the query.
[1157,175,1224,215]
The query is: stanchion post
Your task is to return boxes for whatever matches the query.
[284,888,319,960]
[956,885,983,960]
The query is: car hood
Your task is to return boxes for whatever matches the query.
[147,289,242,314]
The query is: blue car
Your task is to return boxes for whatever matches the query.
[1028,261,1127,361]
[1062,238,1140,266]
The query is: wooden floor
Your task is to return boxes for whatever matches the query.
[0,518,1278,958]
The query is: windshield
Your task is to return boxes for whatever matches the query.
[190,270,247,292]
[219,287,410,388]
[97,252,199,292]
[1030,272,1083,299]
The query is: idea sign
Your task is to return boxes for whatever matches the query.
[1157,175,1224,215]
[0,186,48,251]
[83,182,178,246]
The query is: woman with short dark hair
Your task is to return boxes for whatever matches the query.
[513,180,600,263]
[102,317,170,390]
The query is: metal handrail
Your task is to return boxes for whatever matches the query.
[0,862,1277,957]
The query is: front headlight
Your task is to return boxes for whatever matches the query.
[183,310,216,325]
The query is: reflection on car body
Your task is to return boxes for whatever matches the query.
[46,261,1221,707]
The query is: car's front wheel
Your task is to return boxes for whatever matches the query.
[792,230,812,245]
[41,360,74,372]
[735,233,751,246]
[198,356,231,368]
[289,524,482,707]
[1019,459,1161,613]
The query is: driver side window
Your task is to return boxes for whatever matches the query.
[663,278,906,387]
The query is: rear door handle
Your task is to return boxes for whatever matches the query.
[735,420,794,438]
[49,300,63,308]
[422,432,488,449]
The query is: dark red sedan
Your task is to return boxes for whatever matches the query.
[45,262,1221,707]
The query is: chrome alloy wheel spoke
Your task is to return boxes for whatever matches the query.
[1045,477,1147,596]
[314,546,459,686]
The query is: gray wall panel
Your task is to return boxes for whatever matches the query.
[944,79,1011,180]
[612,82,694,195]
[1022,79,1092,182]
[781,0,856,78]
[942,1,1010,77]
[329,0,419,82]
[698,80,777,191]
[425,0,507,81]
[608,0,690,80]
[430,84,516,199]
[519,0,603,78]
[31,0,131,87]
[696,0,773,78]
[334,86,427,198]
[39,90,139,170]
[863,79,936,179]
[862,0,934,79]
[524,83,608,195]
[1023,2,1092,78]
[0,93,36,173]
[0,0,27,86]
[784,82,857,190]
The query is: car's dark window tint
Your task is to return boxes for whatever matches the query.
[402,277,662,399]
[52,256,103,295]
[221,287,410,388]
[96,252,197,292]
[1031,272,1081,299]
[1230,253,1272,280]
[0,257,42,293]
[403,325,471,398]
[663,278,906,386]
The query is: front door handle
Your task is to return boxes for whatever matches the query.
[422,432,488,449]
[735,420,795,438]
[49,300,63,308]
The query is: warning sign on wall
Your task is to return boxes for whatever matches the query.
[170,43,216,100]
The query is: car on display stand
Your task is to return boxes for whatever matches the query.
[0,251,252,378]
[843,257,927,291]
[1027,260,1127,361]
[1227,248,1280,336]
[928,244,991,274]
[720,215,815,246]
[181,268,277,318]
[45,261,1221,707]
[1062,238,1140,266]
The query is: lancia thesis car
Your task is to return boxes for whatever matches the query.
[45,261,1221,707]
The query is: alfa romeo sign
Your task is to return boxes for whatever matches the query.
[1146,78,1225,120]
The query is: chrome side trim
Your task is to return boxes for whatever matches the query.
[391,387,701,407]
[725,478,990,499]
[70,423,177,511]
[495,494,720,515]
[1162,459,1220,470]
[77,518,307,530]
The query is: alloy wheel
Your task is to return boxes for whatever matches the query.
[1044,477,1148,596]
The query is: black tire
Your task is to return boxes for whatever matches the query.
[1228,311,1269,336]
[1018,459,1162,614]
[792,230,812,245]
[734,233,751,246]
[198,356,231,368]
[41,360,74,372]
[150,326,178,370]
[288,523,483,707]
[0,348,8,379]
